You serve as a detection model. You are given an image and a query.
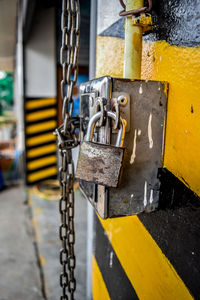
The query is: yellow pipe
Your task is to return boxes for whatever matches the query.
[123,0,144,79]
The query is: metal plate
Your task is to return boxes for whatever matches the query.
[78,76,168,218]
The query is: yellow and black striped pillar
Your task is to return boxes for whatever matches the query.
[24,98,57,184]
[91,0,200,299]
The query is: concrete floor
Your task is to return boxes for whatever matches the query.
[0,185,87,300]
[0,186,43,300]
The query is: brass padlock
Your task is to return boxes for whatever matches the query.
[76,111,126,187]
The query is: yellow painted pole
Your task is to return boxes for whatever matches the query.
[123,0,144,79]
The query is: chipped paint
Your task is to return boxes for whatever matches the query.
[148,113,153,149]
[144,181,147,207]
[138,129,141,136]
[130,129,137,164]
[109,251,114,268]
[150,189,154,204]
[139,84,143,94]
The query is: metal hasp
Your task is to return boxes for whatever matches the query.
[78,76,168,218]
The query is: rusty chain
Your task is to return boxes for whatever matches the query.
[55,0,80,299]
[119,0,152,16]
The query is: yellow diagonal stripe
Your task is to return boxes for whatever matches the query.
[27,155,57,170]
[26,120,57,134]
[28,166,57,182]
[26,108,57,122]
[92,255,111,300]
[25,98,56,110]
[99,215,193,300]
[26,133,56,147]
[27,144,56,158]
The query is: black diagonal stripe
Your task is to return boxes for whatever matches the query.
[25,104,57,114]
[25,128,56,138]
[26,163,57,174]
[139,168,200,299]
[26,140,57,150]
[25,116,57,126]
[94,214,138,300]
[26,174,57,186]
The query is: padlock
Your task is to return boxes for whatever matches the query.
[76,111,126,187]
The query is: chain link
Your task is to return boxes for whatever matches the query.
[56,0,80,299]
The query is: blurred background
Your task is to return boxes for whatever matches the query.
[0,0,91,299]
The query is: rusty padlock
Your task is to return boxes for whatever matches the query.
[76,111,126,187]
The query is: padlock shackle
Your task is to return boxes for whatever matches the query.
[85,111,125,147]
[107,111,124,147]
[85,111,102,142]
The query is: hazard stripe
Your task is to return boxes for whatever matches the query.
[26,133,56,147]
[27,155,57,171]
[24,97,58,184]
[27,166,57,183]
[25,98,56,110]
[27,144,57,158]
[26,108,57,122]
[98,215,193,300]
[26,120,57,135]
[94,214,138,300]
[92,255,111,300]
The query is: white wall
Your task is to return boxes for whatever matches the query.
[25,7,56,98]
[14,2,24,151]
[97,0,121,35]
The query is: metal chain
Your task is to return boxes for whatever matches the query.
[55,0,80,299]
[119,0,152,16]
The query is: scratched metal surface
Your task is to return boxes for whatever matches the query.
[109,78,167,216]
